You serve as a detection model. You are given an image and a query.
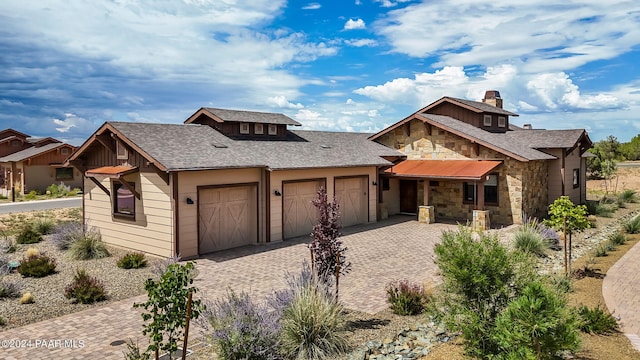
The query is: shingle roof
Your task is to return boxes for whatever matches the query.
[203,107,302,126]
[0,143,65,162]
[505,129,588,149]
[444,97,519,116]
[109,122,400,171]
[417,114,557,161]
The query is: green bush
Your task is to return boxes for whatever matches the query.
[623,215,640,234]
[279,270,348,359]
[68,231,110,260]
[577,305,619,334]
[24,190,39,200]
[117,253,147,269]
[494,281,580,359]
[0,316,5,326]
[16,227,42,244]
[18,254,56,277]
[585,200,617,217]
[386,280,429,315]
[514,227,548,257]
[64,269,107,304]
[618,189,638,203]
[550,275,574,294]
[32,217,56,235]
[608,231,627,246]
[594,244,608,257]
[47,183,70,197]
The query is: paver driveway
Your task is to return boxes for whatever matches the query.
[0,215,453,359]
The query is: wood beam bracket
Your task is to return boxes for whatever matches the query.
[96,134,116,154]
[117,177,141,200]
[88,176,110,197]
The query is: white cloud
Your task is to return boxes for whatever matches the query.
[374,0,412,7]
[52,113,96,133]
[346,98,354,105]
[302,3,321,10]
[526,72,621,110]
[345,38,378,47]
[344,19,366,30]
[267,95,304,109]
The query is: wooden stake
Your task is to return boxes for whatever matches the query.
[335,252,340,301]
[181,292,193,360]
[563,217,568,277]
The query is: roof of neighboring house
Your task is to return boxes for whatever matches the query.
[0,128,29,140]
[105,122,401,171]
[0,143,70,162]
[425,96,519,116]
[27,137,62,145]
[184,107,302,126]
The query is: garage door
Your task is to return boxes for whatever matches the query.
[335,177,368,227]
[198,185,257,253]
[283,180,323,239]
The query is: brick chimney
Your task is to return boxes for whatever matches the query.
[482,90,503,109]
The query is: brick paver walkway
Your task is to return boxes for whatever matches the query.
[0,216,453,359]
[603,239,640,351]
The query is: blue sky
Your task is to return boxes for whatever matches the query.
[1,0,639,146]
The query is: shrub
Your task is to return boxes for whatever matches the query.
[25,247,39,258]
[68,230,110,260]
[16,227,42,244]
[47,183,70,197]
[32,217,56,235]
[594,244,608,257]
[17,254,56,277]
[64,269,107,304]
[577,305,619,334]
[0,279,22,299]
[19,292,34,304]
[494,281,580,358]
[514,227,548,257]
[618,189,638,203]
[117,252,148,269]
[585,200,616,217]
[550,275,573,294]
[0,254,10,276]
[0,316,5,326]
[623,215,640,234]
[1,238,16,253]
[386,280,430,315]
[51,221,85,250]
[279,266,348,360]
[24,190,39,200]
[123,339,150,360]
[608,231,627,246]
[206,290,281,360]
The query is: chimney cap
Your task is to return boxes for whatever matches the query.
[523,124,532,129]
[483,90,501,100]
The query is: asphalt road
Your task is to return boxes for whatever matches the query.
[0,197,81,214]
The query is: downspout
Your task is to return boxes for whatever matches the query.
[265,168,271,243]
[172,172,180,257]
[560,149,566,196]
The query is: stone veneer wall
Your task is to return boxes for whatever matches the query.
[376,119,549,225]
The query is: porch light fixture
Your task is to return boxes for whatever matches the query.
[186,197,194,204]
[274,190,282,196]
[372,181,377,186]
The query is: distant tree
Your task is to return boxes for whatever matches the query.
[620,134,640,161]
[544,196,591,276]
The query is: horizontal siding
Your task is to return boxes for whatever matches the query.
[83,171,173,258]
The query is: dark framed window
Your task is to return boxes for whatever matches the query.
[10,139,20,147]
[113,181,135,219]
[498,116,506,127]
[55,167,74,181]
[573,168,580,188]
[382,178,390,191]
[463,174,498,205]
[116,141,128,160]
[483,114,492,126]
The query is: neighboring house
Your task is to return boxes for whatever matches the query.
[0,129,81,196]
[66,108,402,258]
[370,91,592,226]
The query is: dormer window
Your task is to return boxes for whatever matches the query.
[268,124,278,135]
[483,115,492,126]
[240,123,250,134]
[255,123,264,134]
[10,140,20,147]
[498,116,506,128]
[60,147,70,155]
[116,140,128,160]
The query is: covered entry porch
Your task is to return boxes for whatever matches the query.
[382,159,502,230]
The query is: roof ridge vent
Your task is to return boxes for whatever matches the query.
[320,144,331,149]
[211,143,228,148]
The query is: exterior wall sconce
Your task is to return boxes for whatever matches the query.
[372,181,377,186]
[274,190,282,196]
[186,197,194,204]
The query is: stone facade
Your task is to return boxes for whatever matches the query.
[376,119,550,225]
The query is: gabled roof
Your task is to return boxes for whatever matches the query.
[417,96,518,117]
[184,107,302,126]
[0,128,29,140]
[0,143,72,162]
[71,122,402,172]
[505,129,591,150]
[27,137,62,146]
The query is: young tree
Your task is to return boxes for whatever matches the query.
[544,196,591,276]
[134,262,204,360]
[309,186,351,297]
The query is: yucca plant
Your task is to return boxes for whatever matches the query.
[618,189,638,203]
[514,227,548,257]
[623,215,640,234]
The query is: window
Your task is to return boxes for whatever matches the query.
[10,140,20,147]
[116,141,128,160]
[268,124,278,135]
[240,123,250,134]
[483,115,492,126]
[573,168,580,189]
[55,167,73,181]
[498,116,506,128]
[60,147,70,155]
[113,182,135,218]
[463,174,498,205]
[382,178,390,191]
[254,123,264,134]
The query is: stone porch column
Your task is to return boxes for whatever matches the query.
[472,210,490,231]
[419,205,435,224]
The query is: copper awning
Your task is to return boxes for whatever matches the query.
[385,160,502,181]
[85,165,138,178]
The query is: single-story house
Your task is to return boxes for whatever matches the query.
[66,91,592,258]
[0,129,81,196]
[371,91,592,226]
[66,108,403,258]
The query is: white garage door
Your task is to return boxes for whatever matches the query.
[335,177,368,228]
[198,185,257,253]
[283,180,323,239]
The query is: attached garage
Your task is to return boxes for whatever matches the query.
[198,184,258,254]
[335,176,368,227]
[282,179,324,239]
